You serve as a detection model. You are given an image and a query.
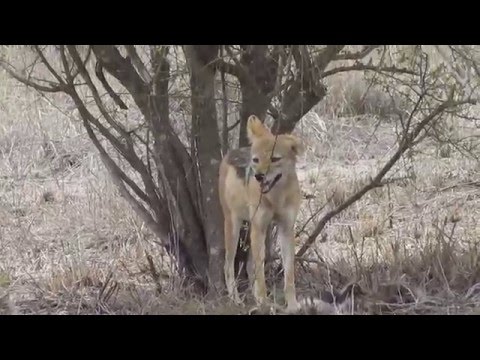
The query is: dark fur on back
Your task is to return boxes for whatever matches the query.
[226,147,251,180]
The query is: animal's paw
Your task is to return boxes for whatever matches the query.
[228,293,243,305]
[285,301,301,314]
[247,303,275,315]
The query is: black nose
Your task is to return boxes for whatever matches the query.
[255,173,264,182]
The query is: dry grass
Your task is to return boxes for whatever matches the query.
[1,46,480,315]
[293,107,480,314]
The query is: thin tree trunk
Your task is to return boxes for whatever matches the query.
[184,45,225,291]
[238,45,278,147]
[239,81,270,147]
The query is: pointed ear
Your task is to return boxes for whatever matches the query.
[247,115,271,143]
[282,134,305,156]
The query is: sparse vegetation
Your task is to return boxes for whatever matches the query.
[1,45,480,314]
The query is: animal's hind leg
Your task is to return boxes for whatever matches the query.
[246,241,254,290]
[224,214,242,303]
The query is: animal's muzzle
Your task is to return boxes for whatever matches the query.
[259,173,283,194]
[254,173,265,183]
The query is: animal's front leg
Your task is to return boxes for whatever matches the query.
[250,223,267,305]
[278,217,300,313]
[224,215,242,303]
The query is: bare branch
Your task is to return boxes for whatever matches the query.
[0,59,64,93]
[227,119,241,131]
[68,45,166,219]
[95,60,128,110]
[33,46,66,85]
[82,117,170,242]
[124,45,152,84]
[295,196,332,238]
[334,45,380,60]
[435,46,462,81]
[58,45,75,86]
[71,46,92,80]
[72,93,151,206]
[268,105,280,119]
[67,46,130,139]
[296,90,471,257]
[150,45,170,94]
[312,45,345,72]
[92,45,150,112]
[216,59,242,79]
[321,63,418,79]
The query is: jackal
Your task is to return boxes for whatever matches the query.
[218,115,304,312]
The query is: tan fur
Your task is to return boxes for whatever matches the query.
[219,115,304,312]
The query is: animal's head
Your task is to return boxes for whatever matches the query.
[247,115,304,194]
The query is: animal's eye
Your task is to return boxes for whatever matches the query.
[252,157,259,163]
[271,157,282,163]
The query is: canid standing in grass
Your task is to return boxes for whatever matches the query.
[219,115,304,312]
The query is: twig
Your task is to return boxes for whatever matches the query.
[295,194,333,238]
